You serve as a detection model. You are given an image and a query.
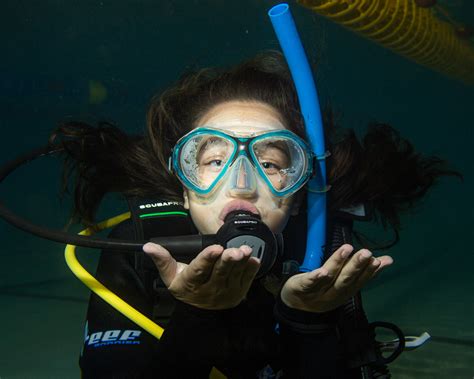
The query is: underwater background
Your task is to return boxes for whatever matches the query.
[0,0,472,377]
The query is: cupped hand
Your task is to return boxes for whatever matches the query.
[143,242,261,310]
[281,244,393,313]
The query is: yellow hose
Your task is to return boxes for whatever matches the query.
[297,0,474,84]
[64,212,226,379]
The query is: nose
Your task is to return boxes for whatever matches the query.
[227,156,257,199]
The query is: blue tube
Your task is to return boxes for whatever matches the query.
[268,3,327,271]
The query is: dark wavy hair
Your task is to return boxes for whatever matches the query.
[50,51,461,248]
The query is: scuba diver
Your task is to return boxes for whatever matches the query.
[42,50,457,378]
[0,4,460,379]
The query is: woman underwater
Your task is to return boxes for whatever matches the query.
[52,51,458,378]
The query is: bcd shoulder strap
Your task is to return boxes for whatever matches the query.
[286,203,395,378]
[328,204,396,378]
[126,197,196,325]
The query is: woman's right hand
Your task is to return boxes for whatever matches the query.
[143,242,261,310]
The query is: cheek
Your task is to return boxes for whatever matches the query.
[187,197,223,234]
[261,197,294,234]
[263,210,291,234]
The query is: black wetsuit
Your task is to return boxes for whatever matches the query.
[79,220,345,378]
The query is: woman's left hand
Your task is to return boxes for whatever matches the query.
[280,244,393,313]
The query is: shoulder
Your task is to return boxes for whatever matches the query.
[108,218,136,240]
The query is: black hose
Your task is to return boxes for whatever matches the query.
[0,145,157,251]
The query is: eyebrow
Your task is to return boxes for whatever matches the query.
[196,137,228,161]
[258,141,290,157]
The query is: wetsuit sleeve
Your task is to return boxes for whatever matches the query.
[274,296,345,378]
[79,220,160,378]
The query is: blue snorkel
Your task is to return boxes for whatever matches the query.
[268,3,327,271]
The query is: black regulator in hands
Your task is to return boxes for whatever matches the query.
[151,210,282,278]
[216,211,281,278]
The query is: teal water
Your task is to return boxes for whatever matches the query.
[1,1,473,377]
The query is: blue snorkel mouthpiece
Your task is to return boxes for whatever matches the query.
[268,3,328,271]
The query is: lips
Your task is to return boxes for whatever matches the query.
[219,200,260,221]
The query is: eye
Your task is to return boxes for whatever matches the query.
[208,159,223,167]
[261,161,281,174]
[202,158,225,172]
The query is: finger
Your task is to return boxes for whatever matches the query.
[185,244,224,285]
[354,255,394,289]
[372,255,394,276]
[239,256,261,288]
[211,247,245,285]
[335,249,374,289]
[227,246,253,286]
[295,268,333,293]
[143,242,177,287]
[321,244,354,279]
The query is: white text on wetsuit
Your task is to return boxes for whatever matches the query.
[85,329,141,348]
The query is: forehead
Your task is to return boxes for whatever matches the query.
[196,101,286,135]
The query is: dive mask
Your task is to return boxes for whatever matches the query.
[171,127,314,198]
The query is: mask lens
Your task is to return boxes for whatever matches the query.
[251,135,307,194]
[178,132,235,191]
